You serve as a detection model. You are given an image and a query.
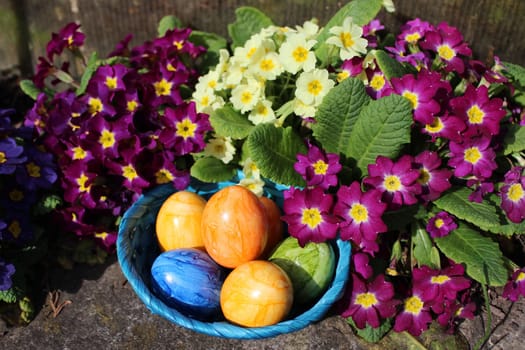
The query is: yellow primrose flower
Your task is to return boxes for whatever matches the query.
[326,17,368,61]
[238,176,265,197]
[279,33,317,74]
[230,78,262,113]
[294,19,319,40]
[295,68,335,106]
[251,51,283,80]
[248,99,276,125]
[203,135,236,164]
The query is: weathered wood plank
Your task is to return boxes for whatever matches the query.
[1,0,525,73]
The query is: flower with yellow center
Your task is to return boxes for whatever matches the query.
[203,135,236,164]
[507,183,524,202]
[384,175,402,192]
[154,78,173,97]
[99,129,116,149]
[72,146,88,160]
[122,164,138,181]
[26,162,41,177]
[175,118,197,139]
[467,104,485,124]
[88,97,103,115]
[248,99,276,125]
[230,79,262,113]
[295,68,335,107]
[301,207,323,229]
[155,168,174,184]
[402,91,419,110]
[437,44,455,61]
[355,292,378,308]
[326,16,368,60]
[279,33,317,74]
[251,51,283,80]
[349,203,369,223]
[463,147,482,164]
[77,173,91,192]
[404,295,424,315]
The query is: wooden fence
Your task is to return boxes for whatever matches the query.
[1,0,525,76]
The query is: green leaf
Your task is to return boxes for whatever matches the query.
[33,194,63,215]
[76,52,99,95]
[483,194,525,236]
[348,317,392,343]
[190,157,237,183]
[373,49,410,79]
[247,124,307,186]
[434,224,507,286]
[433,187,501,232]
[502,61,525,87]
[54,70,74,84]
[503,124,525,155]
[0,288,21,303]
[315,0,383,64]
[190,30,227,53]
[157,15,183,36]
[346,94,413,177]
[412,223,439,269]
[190,31,228,73]
[227,7,274,48]
[19,79,41,100]
[312,77,370,155]
[209,105,254,139]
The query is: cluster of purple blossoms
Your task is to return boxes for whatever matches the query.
[282,16,525,337]
[0,108,58,290]
[24,23,211,250]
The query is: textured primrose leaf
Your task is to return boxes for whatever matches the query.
[373,49,410,79]
[346,94,413,177]
[157,15,183,36]
[433,187,501,232]
[502,61,525,87]
[77,52,99,96]
[434,224,507,286]
[19,79,40,100]
[246,124,307,187]
[227,7,274,48]
[209,105,254,139]
[315,0,383,64]
[190,157,237,183]
[503,124,525,155]
[312,77,370,155]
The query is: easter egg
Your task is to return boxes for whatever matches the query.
[155,191,207,251]
[201,185,268,268]
[269,236,335,305]
[150,248,226,320]
[259,196,284,257]
[220,260,293,327]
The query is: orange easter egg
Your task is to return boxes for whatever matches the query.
[259,196,284,257]
[201,185,268,268]
[155,191,207,251]
[220,260,294,327]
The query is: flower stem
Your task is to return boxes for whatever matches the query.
[473,282,492,350]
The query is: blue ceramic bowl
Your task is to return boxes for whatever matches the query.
[117,172,351,339]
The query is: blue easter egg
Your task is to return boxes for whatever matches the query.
[151,248,226,320]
